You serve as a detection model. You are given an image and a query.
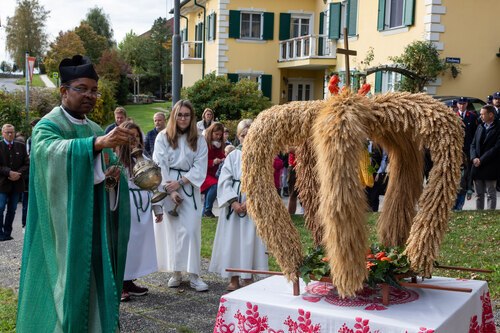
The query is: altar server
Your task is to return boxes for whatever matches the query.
[209,119,268,291]
[153,99,209,292]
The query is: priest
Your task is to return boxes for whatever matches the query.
[16,55,135,332]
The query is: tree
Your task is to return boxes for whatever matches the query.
[5,0,50,75]
[146,18,171,98]
[74,23,108,63]
[96,49,131,105]
[83,7,114,48]
[44,31,85,75]
[1,61,12,73]
[389,41,448,93]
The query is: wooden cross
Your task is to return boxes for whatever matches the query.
[336,27,357,88]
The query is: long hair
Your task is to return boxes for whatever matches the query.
[202,108,214,126]
[204,122,225,150]
[117,120,144,171]
[164,99,198,151]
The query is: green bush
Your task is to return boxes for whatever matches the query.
[0,91,28,134]
[182,72,272,121]
[89,77,117,125]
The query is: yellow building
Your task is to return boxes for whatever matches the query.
[177,0,499,105]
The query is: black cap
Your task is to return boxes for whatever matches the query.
[457,97,468,104]
[487,95,493,103]
[492,92,500,99]
[451,99,457,106]
[59,55,99,84]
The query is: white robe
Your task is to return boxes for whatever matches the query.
[124,171,158,280]
[153,132,208,275]
[209,149,268,279]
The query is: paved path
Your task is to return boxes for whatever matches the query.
[39,74,56,88]
[0,77,24,92]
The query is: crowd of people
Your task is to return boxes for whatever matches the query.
[2,54,499,331]
[449,95,500,211]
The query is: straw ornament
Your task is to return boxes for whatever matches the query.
[242,90,463,297]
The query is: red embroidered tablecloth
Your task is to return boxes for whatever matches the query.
[214,276,495,333]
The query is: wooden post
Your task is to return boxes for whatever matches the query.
[336,27,357,88]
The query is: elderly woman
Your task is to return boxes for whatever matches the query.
[196,108,214,135]
[153,99,209,292]
[200,122,226,217]
[209,119,268,291]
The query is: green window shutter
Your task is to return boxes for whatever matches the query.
[377,0,386,31]
[348,0,358,36]
[279,13,291,40]
[262,12,274,40]
[352,72,359,90]
[207,14,211,40]
[328,3,341,39]
[227,73,239,83]
[260,74,272,99]
[374,72,382,93]
[229,10,240,38]
[318,12,325,56]
[403,0,415,26]
[212,13,217,40]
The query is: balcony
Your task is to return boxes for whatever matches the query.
[278,35,337,70]
[181,41,203,60]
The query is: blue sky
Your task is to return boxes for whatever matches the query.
[1,0,174,64]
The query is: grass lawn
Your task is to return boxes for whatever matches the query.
[201,210,499,298]
[109,102,171,132]
[0,288,16,332]
[15,74,45,87]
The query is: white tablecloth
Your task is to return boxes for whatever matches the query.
[214,276,495,333]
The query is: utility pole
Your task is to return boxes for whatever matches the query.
[172,0,181,104]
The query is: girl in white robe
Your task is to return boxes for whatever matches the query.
[117,121,162,302]
[209,119,268,291]
[153,99,209,292]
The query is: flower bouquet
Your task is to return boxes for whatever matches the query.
[299,243,413,289]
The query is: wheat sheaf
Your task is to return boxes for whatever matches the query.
[241,90,463,297]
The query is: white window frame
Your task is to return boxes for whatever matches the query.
[240,12,263,40]
[287,78,314,102]
[237,73,262,91]
[385,0,405,29]
[382,71,402,92]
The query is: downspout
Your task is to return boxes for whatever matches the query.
[193,0,206,78]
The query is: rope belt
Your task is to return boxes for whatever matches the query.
[170,167,197,210]
[129,188,151,223]
[226,179,247,219]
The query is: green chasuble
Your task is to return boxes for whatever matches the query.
[16,107,131,332]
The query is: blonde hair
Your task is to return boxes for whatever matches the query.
[164,99,198,151]
[114,106,127,116]
[236,119,252,139]
[202,108,214,120]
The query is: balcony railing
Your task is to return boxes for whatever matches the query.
[279,34,336,62]
[181,41,203,60]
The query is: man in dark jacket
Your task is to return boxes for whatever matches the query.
[470,105,500,210]
[0,124,29,240]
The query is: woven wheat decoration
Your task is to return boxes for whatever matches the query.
[241,90,463,297]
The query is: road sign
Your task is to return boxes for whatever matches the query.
[52,72,59,79]
[445,57,461,64]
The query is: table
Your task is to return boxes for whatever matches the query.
[214,276,495,333]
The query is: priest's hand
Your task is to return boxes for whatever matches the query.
[231,201,246,214]
[94,127,136,151]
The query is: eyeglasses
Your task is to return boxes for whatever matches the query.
[65,85,102,98]
[177,113,191,119]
